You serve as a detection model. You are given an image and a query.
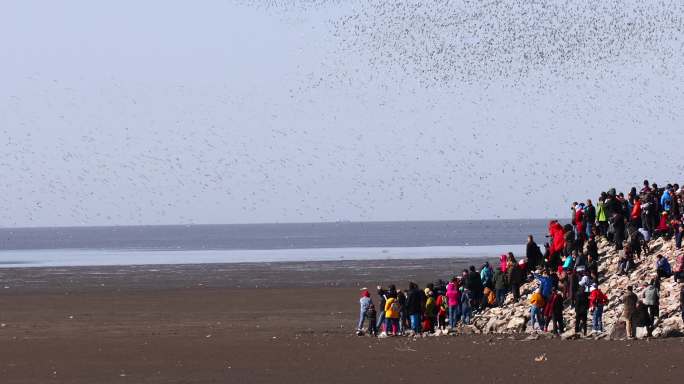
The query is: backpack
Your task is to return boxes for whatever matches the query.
[425,297,436,315]
[390,300,401,313]
[439,295,449,312]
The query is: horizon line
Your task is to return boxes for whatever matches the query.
[0,217,558,231]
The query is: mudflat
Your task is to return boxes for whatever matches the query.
[0,260,682,383]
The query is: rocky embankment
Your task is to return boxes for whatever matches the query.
[467,237,683,339]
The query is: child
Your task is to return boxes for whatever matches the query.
[365,303,378,336]
[529,288,545,331]
[435,291,448,330]
[424,289,437,333]
[482,287,496,309]
[384,294,400,336]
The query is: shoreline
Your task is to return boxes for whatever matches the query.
[0,244,521,269]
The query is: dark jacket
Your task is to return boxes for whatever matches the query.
[526,241,543,269]
[467,271,482,292]
[507,264,523,285]
[493,270,508,290]
[377,289,387,314]
[636,303,651,327]
[586,239,598,259]
[575,291,589,315]
[605,197,621,219]
[585,205,596,223]
[405,287,422,315]
[552,293,564,317]
[397,291,407,310]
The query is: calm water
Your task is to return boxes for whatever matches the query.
[0,220,549,267]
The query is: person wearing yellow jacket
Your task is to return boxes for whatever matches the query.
[529,288,546,330]
[384,295,400,336]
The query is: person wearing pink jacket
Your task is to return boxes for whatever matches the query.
[446,278,460,330]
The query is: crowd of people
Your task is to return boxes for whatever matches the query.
[356,180,684,338]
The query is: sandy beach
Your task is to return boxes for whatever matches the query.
[1,260,683,383]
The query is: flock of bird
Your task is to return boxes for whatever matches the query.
[252,0,682,87]
[2,1,682,227]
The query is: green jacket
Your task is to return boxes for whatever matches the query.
[493,270,508,290]
[597,202,607,222]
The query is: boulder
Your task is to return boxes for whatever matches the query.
[608,320,627,340]
[506,316,527,333]
[561,330,580,340]
[462,236,683,340]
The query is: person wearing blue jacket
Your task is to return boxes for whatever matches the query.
[480,262,493,289]
[533,270,553,301]
[661,188,673,212]
[562,252,576,271]
[656,254,672,280]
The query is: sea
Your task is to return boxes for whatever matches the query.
[0,220,550,268]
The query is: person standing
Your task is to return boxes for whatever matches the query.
[480,262,493,290]
[423,288,436,333]
[642,280,659,325]
[357,289,372,334]
[613,212,626,251]
[405,282,422,334]
[630,196,642,229]
[467,266,483,311]
[396,289,407,334]
[550,289,565,335]
[492,267,508,307]
[589,284,608,333]
[507,254,523,302]
[460,287,472,325]
[365,304,378,336]
[383,292,400,336]
[446,278,460,330]
[585,199,596,239]
[376,286,387,332]
[575,289,590,336]
[623,286,638,339]
[597,196,608,237]
[526,235,543,271]
[529,288,546,331]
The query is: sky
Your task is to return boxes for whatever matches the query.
[1,0,683,227]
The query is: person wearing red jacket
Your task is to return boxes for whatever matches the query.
[575,206,585,241]
[548,220,566,261]
[543,289,560,332]
[631,197,642,228]
[589,284,609,332]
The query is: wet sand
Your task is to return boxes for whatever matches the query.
[1,259,683,383]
